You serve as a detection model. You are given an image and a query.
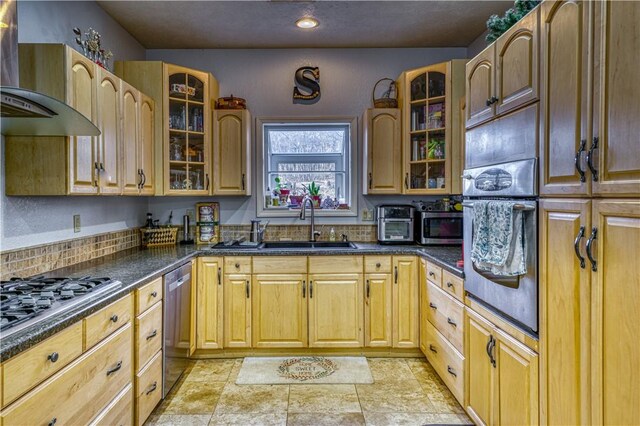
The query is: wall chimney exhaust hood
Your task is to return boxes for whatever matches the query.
[0,0,100,136]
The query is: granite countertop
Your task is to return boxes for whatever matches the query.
[0,243,463,361]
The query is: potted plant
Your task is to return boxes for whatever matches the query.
[305,182,322,208]
[274,176,290,204]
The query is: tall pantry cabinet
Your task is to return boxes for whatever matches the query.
[539,1,640,425]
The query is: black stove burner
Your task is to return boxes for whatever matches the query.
[0,276,116,332]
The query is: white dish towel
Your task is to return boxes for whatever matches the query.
[470,200,527,277]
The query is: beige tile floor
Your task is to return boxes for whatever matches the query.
[146,357,473,426]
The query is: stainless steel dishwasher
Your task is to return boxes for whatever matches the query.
[163,262,192,397]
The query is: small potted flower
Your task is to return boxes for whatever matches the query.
[289,184,304,208]
[305,182,322,208]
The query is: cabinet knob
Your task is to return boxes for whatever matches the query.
[376,262,381,268]
[446,281,454,288]
[48,418,57,426]
[235,263,240,268]
[47,352,59,363]
[151,291,158,298]
[110,314,119,323]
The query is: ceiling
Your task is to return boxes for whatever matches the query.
[97,1,511,49]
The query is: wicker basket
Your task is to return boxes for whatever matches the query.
[140,227,178,247]
[372,78,398,108]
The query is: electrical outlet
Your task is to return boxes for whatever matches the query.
[186,209,195,222]
[73,215,81,233]
[361,208,374,221]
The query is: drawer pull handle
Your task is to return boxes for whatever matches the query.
[447,366,457,377]
[302,280,306,298]
[48,352,59,363]
[309,281,313,298]
[49,418,57,426]
[146,381,158,395]
[394,266,398,284]
[429,302,438,310]
[428,271,435,277]
[106,360,123,376]
[146,329,158,340]
[446,282,454,288]
[447,317,457,327]
[110,314,119,323]
[246,280,250,298]
[217,267,222,286]
[586,227,598,272]
[429,344,438,353]
[366,279,370,299]
[151,291,158,298]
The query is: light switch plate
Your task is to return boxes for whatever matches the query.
[73,215,81,233]
[361,208,374,221]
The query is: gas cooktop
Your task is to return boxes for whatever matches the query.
[0,276,122,337]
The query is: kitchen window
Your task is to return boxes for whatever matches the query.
[257,118,358,217]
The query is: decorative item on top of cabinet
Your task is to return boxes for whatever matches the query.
[212,109,252,195]
[396,60,465,195]
[362,109,402,195]
[114,61,219,195]
[466,6,539,129]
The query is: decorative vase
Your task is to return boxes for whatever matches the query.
[311,195,322,208]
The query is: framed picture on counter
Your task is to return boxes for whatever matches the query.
[195,202,219,245]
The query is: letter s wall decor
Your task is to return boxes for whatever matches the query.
[293,66,320,104]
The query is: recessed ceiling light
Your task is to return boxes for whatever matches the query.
[296,17,318,29]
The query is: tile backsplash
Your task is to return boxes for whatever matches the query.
[1,224,378,279]
[1,229,140,280]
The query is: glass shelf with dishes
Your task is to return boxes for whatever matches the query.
[399,61,464,194]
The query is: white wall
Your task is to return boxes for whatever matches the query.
[0,1,148,251]
[146,48,467,225]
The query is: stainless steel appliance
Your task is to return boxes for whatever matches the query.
[462,158,538,335]
[0,0,100,136]
[416,211,463,245]
[376,205,415,244]
[163,263,192,397]
[249,219,269,243]
[0,276,121,336]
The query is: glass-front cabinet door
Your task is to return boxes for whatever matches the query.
[165,65,210,195]
[400,61,464,195]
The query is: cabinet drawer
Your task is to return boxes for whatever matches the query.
[1,321,83,408]
[85,293,133,350]
[425,281,464,354]
[89,383,133,426]
[1,323,132,426]
[309,256,363,274]
[224,257,252,274]
[253,256,306,274]
[441,270,464,302]
[135,350,162,426]
[364,256,391,273]
[425,262,442,286]
[425,321,464,404]
[136,277,163,315]
[135,301,162,371]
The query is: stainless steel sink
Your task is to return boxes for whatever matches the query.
[261,241,357,249]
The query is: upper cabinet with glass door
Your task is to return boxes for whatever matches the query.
[397,60,465,195]
[115,61,219,195]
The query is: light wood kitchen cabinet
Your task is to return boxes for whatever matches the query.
[89,384,133,426]
[115,61,219,195]
[540,198,591,425]
[122,84,156,196]
[539,0,591,196]
[465,308,539,426]
[397,60,465,194]
[252,274,308,348]
[494,7,539,116]
[466,7,539,129]
[96,67,122,194]
[419,258,428,355]
[196,257,223,350]
[392,256,419,348]
[362,108,402,194]
[135,351,162,426]
[465,45,495,128]
[223,273,252,348]
[364,273,392,347]
[213,109,252,195]
[591,1,640,197]
[308,273,364,348]
[590,199,640,424]
[84,293,133,350]
[6,44,99,195]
